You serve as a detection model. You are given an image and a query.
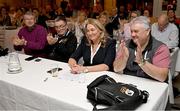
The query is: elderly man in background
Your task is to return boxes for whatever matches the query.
[12,11,47,57]
[113,16,170,82]
[151,14,179,49]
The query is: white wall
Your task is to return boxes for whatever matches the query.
[153,0,180,18]
[176,0,180,18]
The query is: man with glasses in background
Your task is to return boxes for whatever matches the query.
[46,16,77,62]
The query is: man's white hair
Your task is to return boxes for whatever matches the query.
[130,16,150,30]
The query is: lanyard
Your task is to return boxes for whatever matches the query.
[90,43,101,64]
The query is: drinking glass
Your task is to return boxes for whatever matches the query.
[49,64,59,77]
[78,73,85,83]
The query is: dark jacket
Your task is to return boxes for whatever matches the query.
[70,37,116,71]
[48,30,77,62]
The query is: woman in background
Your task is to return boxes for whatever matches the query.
[0,7,11,26]
[74,10,87,44]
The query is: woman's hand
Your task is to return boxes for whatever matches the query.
[68,58,84,74]
[70,64,85,74]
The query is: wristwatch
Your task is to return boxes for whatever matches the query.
[83,67,89,73]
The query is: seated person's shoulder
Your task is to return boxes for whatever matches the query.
[106,37,116,45]
[68,31,77,41]
[124,22,130,27]
[175,18,180,25]
[68,31,76,37]
[151,22,157,27]
[157,44,170,54]
[78,36,87,45]
[150,17,157,24]
[170,23,179,30]
[36,24,46,29]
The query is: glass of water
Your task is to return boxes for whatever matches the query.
[49,64,59,77]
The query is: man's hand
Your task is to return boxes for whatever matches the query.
[116,39,129,60]
[134,39,143,64]
[47,33,58,45]
[113,39,129,72]
[12,36,26,46]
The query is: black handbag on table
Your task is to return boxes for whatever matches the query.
[87,75,149,110]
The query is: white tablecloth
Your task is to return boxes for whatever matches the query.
[0,54,169,111]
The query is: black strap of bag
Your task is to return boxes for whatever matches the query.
[87,75,149,110]
[0,46,8,57]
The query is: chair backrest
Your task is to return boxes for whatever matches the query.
[168,47,179,104]
[170,47,179,78]
[0,27,5,47]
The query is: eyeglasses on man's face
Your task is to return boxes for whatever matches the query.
[54,24,67,29]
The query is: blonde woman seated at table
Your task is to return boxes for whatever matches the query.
[113,16,170,82]
[68,18,116,74]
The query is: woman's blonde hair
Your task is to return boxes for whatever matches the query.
[84,18,107,47]
[98,11,110,24]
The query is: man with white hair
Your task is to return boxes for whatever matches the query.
[13,11,47,57]
[113,16,170,82]
[151,14,179,49]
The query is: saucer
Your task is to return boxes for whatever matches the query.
[7,68,23,74]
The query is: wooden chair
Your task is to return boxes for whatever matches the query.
[0,27,5,48]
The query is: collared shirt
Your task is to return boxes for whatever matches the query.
[121,36,170,80]
[151,23,179,49]
[128,36,170,68]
